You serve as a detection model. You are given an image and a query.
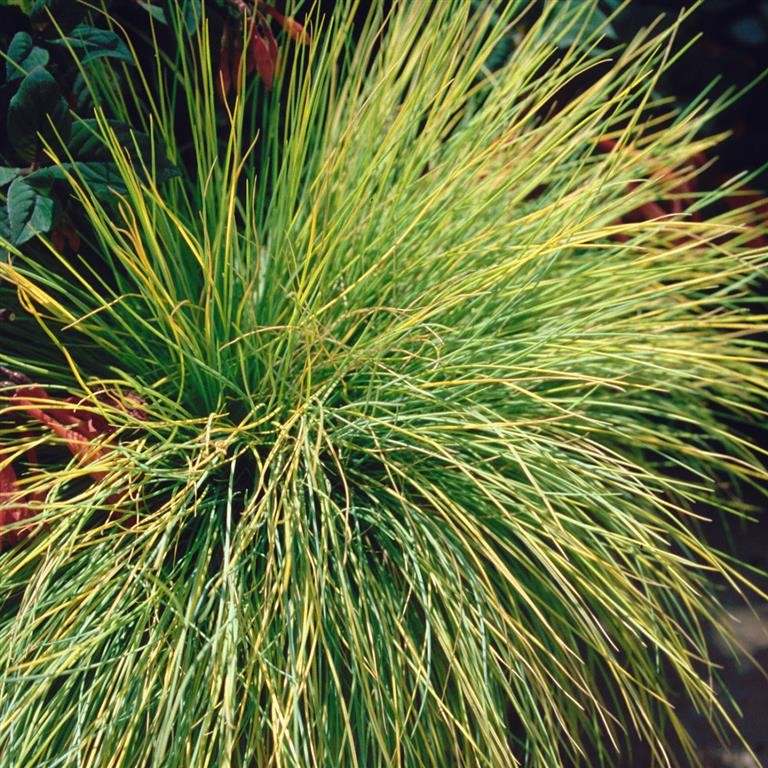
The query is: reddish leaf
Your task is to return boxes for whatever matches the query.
[49,222,81,255]
[262,4,311,45]
[50,226,66,254]
[231,48,244,89]
[12,389,109,474]
[266,26,278,65]
[64,222,80,252]
[0,457,42,549]
[0,462,24,549]
[0,370,147,549]
[283,17,310,45]
[248,29,277,89]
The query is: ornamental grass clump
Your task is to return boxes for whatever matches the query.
[1,1,767,765]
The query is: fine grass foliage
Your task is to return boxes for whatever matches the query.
[1,1,767,765]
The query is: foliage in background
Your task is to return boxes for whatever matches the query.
[0,0,180,251]
[1,0,767,766]
[0,0,307,250]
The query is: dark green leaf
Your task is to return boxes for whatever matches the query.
[138,1,167,24]
[5,31,50,82]
[6,177,53,245]
[29,0,88,30]
[29,0,55,21]
[26,162,126,198]
[51,24,133,65]
[71,72,93,113]
[483,36,514,74]
[729,17,766,47]
[4,0,35,14]
[69,119,151,162]
[182,0,202,35]
[0,205,10,243]
[7,66,71,162]
[27,159,179,201]
[68,119,180,183]
[0,168,22,187]
[157,163,181,184]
